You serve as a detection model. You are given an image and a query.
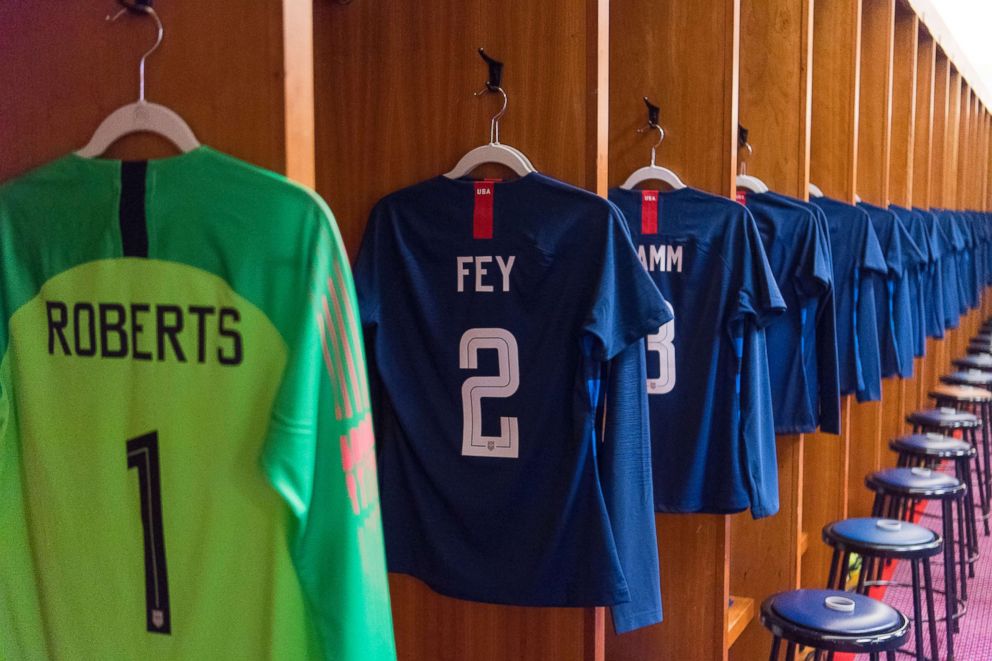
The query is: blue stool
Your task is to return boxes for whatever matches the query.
[823,518,942,660]
[952,353,992,372]
[906,408,986,565]
[866,467,967,644]
[760,589,909,660]
[930,384,992,517]
[940,369,992,391]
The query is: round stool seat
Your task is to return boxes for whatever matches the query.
[890,433,976,459]
[867,467,965,497]
[906,407,980,429]
[761,590,910,654]
[966,342,992,355]
[930,383,992,403]
[954,354,992,371]
[825,518,941,554]
[941,370,992,388]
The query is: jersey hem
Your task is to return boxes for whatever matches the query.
[611,607,663,634]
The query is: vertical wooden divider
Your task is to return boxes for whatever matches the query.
[605,2,738,659]
[946,69,964,354]
[313,3,609,660]
[857,0,898,480]
[728,1,812,657]
[916,29,940,397]
[809,0,865,524]
[931,51,952,374]
[889,3,919,421]
[914,27,938,397]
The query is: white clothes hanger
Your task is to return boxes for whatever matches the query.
[735,136,769,193]
[77,3,200,158]
[445,49,535,179]
[621,97,686,190]
[808,183,825,198]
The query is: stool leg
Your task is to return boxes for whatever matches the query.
[785,640,796,660]
[956,496,971,594]
[840,551,851,590]
[924,557,939,661]
[983,402,992,505]
[960,459,980,577]
[769,636,780,661]
[827,548,841,590]
[944,499,960,645]
[886,652,896,661]
[872,492,886,517]
[869,653,879,661]
[970,427,991,535]
[910,559,924,661]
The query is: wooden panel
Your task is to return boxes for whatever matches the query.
[853,0,897,513]
[607,0,739,195]
[316,0,606,254]
[730,1,811,658]
[606,2,738,660]
[945,69,963,209]
[890,4,921,431]
[0,2,293,180]
[314,3,608,660]
[914,30,941,398]
[931,52,951,208]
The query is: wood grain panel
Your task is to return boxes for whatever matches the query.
[730,2,811,657]
[932,52,952,209]
[914,29,942,398]
[606,2,738,660]
[0,1,291,180]
[315,0,604,255]
[889,4,920,429]
[853,0,897,513]
[314,3,608,660]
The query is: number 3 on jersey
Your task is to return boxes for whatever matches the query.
[647,300,676,395]
[459,328,520,458]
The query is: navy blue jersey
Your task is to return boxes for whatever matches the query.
[890,205,930,358]
[355,174,669,632]
[937,210,965,329]
[742,191,833,434]
[858,202,921,379]
[915,208,948,339]
[811,197,887,401]
[779,196,841,434]
[609,187,785,518]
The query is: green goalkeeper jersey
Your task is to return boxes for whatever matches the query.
[0,147,396,660]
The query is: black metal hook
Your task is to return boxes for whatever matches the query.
[117,0,153,14]
[643,97,660,127]
[478,48,503,91]
[738,124,749,148]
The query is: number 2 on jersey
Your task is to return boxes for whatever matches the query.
[126,431,172,635]
[647,300,676,394]
[459,328,520,458]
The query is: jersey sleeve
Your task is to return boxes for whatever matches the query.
[261,197,396,661]
[600,339,663,633]
[856,219,885,402]
[584,206,671,361]
[733,209,787,329]
[738,322,780,518]
[811,208,841,434]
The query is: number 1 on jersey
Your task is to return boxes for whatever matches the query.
[126,431,172,635]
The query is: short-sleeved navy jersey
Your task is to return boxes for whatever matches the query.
[811,197,887,401]
[936,210,965,329]
[355,174,669,632]
[742,191,834,434]
[858,202,923,379]
[914,208,948,339]
[609,187,785,518]
[890,205,931,358]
